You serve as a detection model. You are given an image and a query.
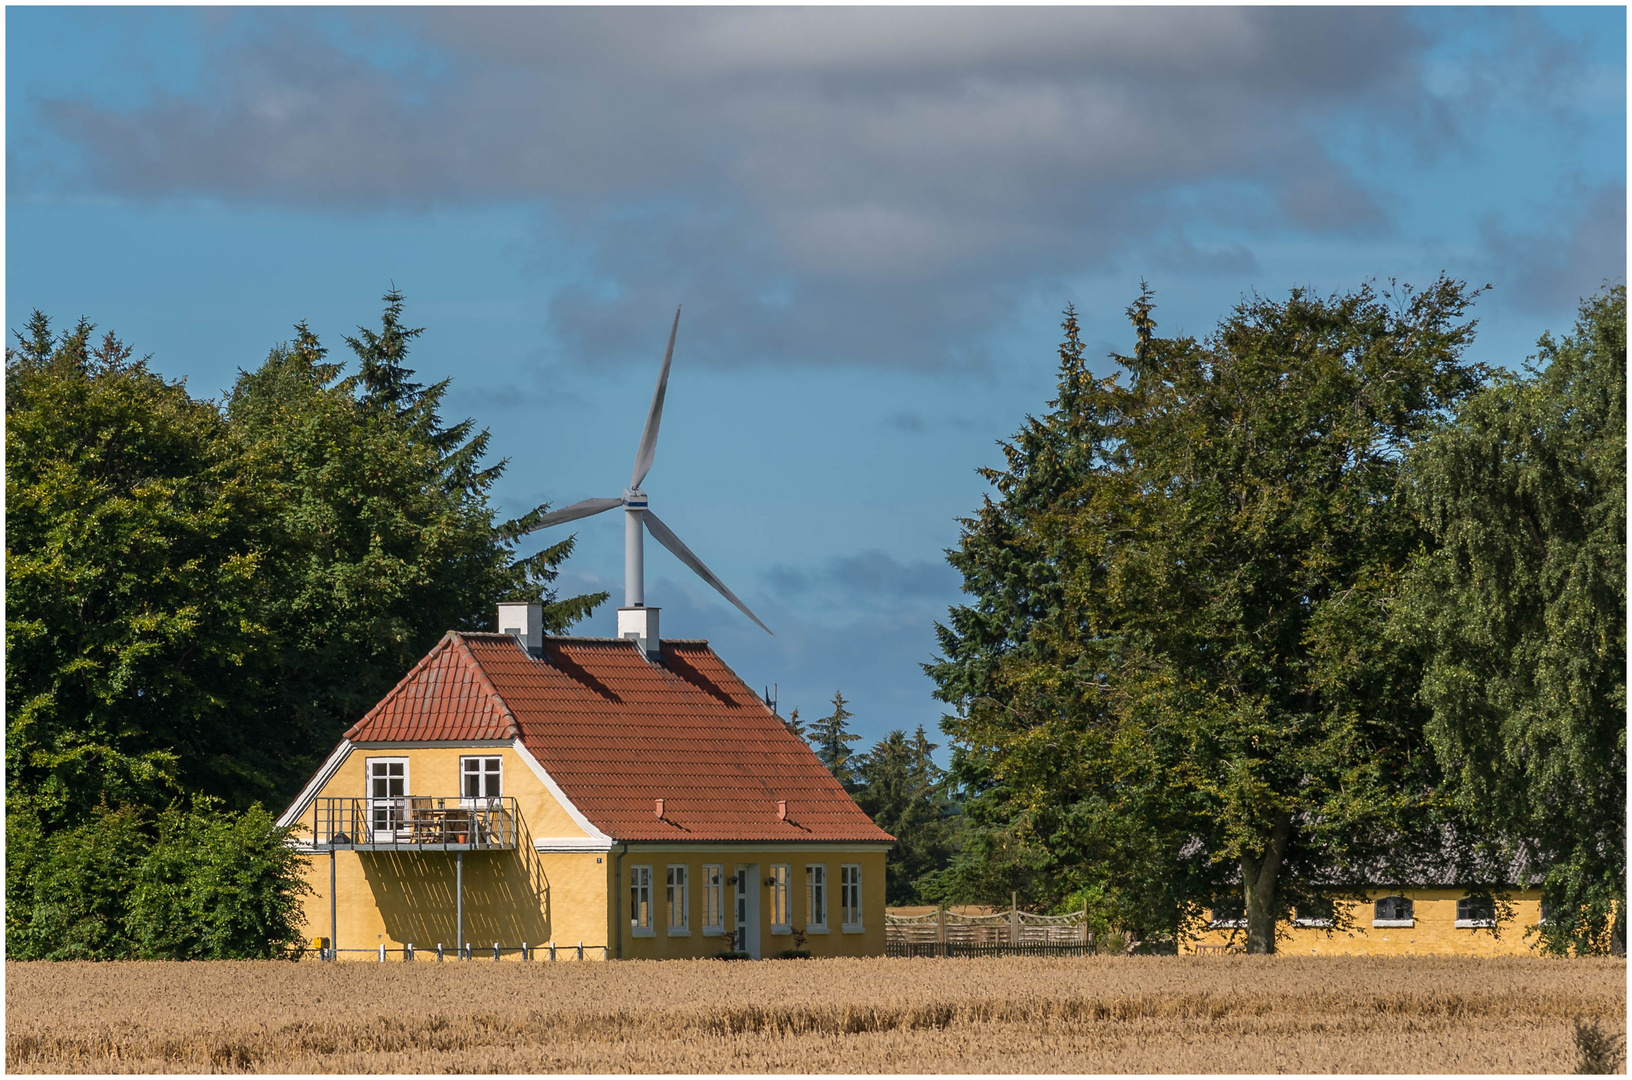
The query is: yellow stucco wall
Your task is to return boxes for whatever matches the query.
[292,743,607,958]
[613,847,890,960]
[289,743,890,960]
[1189,888,1546,955]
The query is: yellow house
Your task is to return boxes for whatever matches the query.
[1191,886,1547,956]
[277,604,894,960]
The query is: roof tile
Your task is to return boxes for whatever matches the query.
[347,632,893,845]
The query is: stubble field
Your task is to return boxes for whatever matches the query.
[6,955,1624,1073]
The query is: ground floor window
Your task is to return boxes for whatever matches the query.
[806,864,827,931]
[841,864,863,930]
[1208,896,1246,929]
[702,865,724,933]
[631,865,653,934]
[1374,895,1413,925]
[770,864,791,932]
[1456,895,1495,928]
[667,865,689,932]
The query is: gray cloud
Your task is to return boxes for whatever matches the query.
[1480,181,1627,316]
[767,549,960,610]
[19,7,1569,368]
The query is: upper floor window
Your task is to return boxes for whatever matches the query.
[806,864,828,931]
[462,756,502,800]
[1374,896,1413,925]
[667,865,689,933]
[840,865,863,930]
[1456,895,1495,928]
[630,865,653,935]
[770,864,791,932]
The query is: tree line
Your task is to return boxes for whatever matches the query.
[920,279,1624,954]
[5,291,605,958]
[8,278,1621,958]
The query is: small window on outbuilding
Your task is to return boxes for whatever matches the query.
[1456,895,1495,928]
[1373,896,1413,926]
[1208,896,1246,929]
[1293,897,1334,927]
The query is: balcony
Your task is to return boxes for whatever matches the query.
[302,797,519,852]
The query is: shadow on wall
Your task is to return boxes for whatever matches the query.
[359,814,552,945]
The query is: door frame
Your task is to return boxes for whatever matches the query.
[366,756,409,841]
[734,862,761,959]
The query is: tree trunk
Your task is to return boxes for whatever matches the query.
[1240,812,1293,954]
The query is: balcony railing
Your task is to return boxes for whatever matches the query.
[302,797,519,851]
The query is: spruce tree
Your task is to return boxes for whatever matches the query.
[810,691,861,789]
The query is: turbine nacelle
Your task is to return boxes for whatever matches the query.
[521,306,773,646]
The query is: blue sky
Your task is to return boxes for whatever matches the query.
[7,6,1625,757]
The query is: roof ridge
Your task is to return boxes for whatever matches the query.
[449,634,523,741]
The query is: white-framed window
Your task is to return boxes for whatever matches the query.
[367,757,409,838]
[702,865,725,935]
[461,756,502,801]
[770,864,791,933]
[806,864,828,932]
[1456,895,1495,929]
[1208,896,1247,929]
[1373,895,1414,927]
[1292,898,1333,928]
[667,865,690,934]
[841,864,863,931]
[630,865,654,936]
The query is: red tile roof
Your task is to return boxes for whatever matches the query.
[347,632,893,845]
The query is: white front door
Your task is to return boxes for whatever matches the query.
[368,758,408,841]
[734,863,760,959]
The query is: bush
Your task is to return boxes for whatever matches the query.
[6,800,308,960]
[129,800,310,959]
[777,949,813,959]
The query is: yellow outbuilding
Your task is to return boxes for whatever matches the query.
[1191,887,1547,956]
[277,604,894,960]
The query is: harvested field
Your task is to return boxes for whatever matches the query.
[6,956,1624,1073]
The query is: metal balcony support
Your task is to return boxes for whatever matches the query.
[456,850,464,956]
[329,849,337,962]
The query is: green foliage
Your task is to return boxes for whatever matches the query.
[929,282,1489,951]
[6,800,308,960]
[1397,286,1626,955]
[227,295,606,782]
[129,800,312,959]
[809,691,862,789]
[6,290,603,960]
[6,322,277,823]
[6,804,148,960]
[853,726,961,904]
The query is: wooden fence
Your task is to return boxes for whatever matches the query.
[885,940,1097,958]
[885,901,1094,956]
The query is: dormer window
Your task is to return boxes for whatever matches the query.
[1373,895,1413,927]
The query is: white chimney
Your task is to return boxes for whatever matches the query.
[497,603,543,653]
[617,605,660,659]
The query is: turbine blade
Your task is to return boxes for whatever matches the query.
[643,509,773,636]
[630,305,681,489]
[521,497,623,534]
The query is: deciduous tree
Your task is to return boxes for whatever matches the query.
[1397,286,1626,954]
[931,281,1489,951]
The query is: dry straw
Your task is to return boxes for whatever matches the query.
[7,955,1624,1073]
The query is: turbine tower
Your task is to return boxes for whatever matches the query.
[523,306,772,656]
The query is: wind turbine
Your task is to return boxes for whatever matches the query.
[523,306,772,655]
